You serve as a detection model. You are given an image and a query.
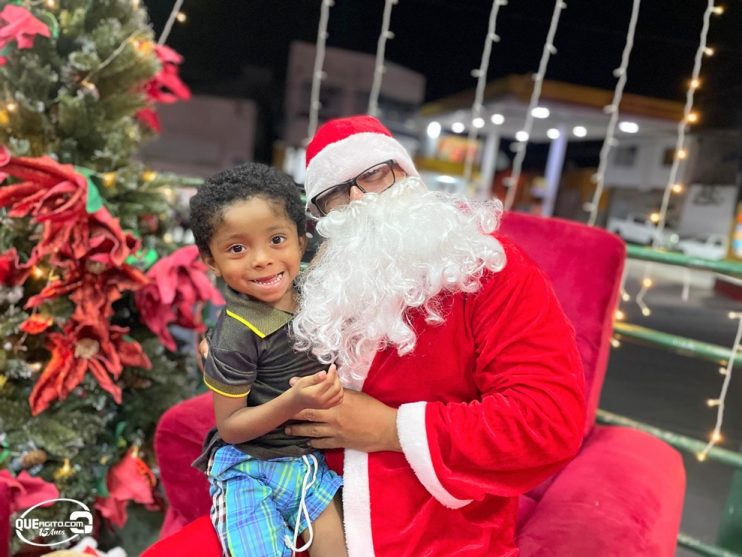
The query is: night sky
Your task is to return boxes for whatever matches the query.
[144,1,742,160]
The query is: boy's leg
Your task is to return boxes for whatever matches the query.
[209,447,292,557]
[300,494,347,557]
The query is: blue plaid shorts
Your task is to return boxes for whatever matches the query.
[207,445,342,557]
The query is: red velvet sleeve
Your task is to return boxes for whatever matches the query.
[398,239,586,504]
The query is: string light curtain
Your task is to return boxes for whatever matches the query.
[586,0,642,227]
[635,0,720,317]
[462,0,508,185]
[698,312,742,461]
[368,0,399,117]
[158,0,185,45]
[503,0,566,211]
[307,0,334,141]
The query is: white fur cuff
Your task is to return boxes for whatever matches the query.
[397,401,473,509]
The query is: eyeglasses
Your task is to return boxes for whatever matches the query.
[310,160,400,216]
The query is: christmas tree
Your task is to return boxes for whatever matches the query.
[0,0,219,551]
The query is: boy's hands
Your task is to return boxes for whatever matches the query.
[289,364,343,411]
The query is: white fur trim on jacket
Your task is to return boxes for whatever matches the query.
[397,401,473,509]
[304,132,417,209]
[343,448,375,557]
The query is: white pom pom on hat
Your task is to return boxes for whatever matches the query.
[304,115,418,210]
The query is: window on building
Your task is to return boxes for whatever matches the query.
[612,145,638,167]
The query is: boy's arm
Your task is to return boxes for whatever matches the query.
[214,365,343,445]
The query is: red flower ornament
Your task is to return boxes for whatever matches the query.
[94,447,158,527]
[0,5,50,52]
[0,470,59,514]
[145,45,191,104]
[28,321,151,415]
[135,245,223,351]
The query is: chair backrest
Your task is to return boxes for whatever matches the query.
[499,212,625,431]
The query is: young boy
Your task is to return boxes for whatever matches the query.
[189,163,346,557]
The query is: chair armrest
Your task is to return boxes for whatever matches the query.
[517,425,685,557]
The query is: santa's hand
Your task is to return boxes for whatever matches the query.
[285,389,402,453]
[199,338,208,358]
[289,364,343,410]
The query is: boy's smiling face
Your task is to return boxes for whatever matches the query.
[205,196,305,312]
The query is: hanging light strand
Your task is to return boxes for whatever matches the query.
[368,0,399,117]
[158,0,185,45]
[652,0,716,246]
[634,0,717,317]
[307,0,334,141]
[504,0,567,211]
[698,312,742,461]
[587,0,642,226]
[462,0,508,185]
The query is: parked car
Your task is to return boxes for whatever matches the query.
[674,233,728,260]
[606,213,678,246]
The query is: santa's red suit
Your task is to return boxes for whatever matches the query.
[325,236,585,557]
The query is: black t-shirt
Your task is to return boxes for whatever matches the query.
[193,287,325,470]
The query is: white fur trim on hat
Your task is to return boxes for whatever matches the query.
[304,132,417,210]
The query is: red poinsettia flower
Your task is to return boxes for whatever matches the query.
[85,207,140,267]
[0,144,10,179]
[26,262,148,321]
[135,108,161,133]
[94,447,158,527]
[135,245,223,351]
[0,247,34,286]
[30,217,89,270]
[144,45,191,104]
[0,5,50,51]
[69,264,149,322]
[28,320,151,415]
[19,313,53,334]
[0,155,87,223]
[0,470,59,514]
[2,154,85,188]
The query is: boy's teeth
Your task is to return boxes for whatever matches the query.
[254,272,283,285]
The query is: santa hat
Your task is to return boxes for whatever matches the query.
[304,115,418,210]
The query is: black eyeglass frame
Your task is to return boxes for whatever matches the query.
[309,159,398,216]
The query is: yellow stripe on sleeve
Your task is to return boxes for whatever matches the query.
[203,376,251,398]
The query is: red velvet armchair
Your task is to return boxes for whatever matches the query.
[143,212,685,556]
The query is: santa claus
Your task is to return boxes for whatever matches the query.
[282,115,586,556]
[142,115,586,557]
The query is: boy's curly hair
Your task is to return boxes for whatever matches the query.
[189,162,306,257]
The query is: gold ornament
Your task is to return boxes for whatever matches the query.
[102,171,117,188]
[142,170,157,183]
[31,266,46,280]
[130,38,155,56]
[20,449,48,469]
[53,458,75,481]
[0,109,9,127]
[0,375,6,390]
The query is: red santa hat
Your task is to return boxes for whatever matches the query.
[304,115,418,209]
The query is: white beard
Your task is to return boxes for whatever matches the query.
[292,177,506,390]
